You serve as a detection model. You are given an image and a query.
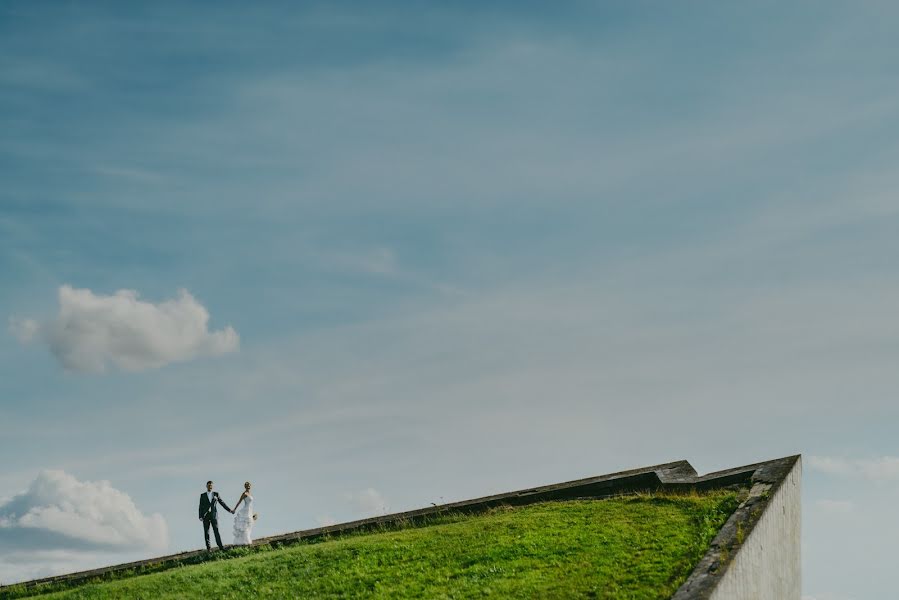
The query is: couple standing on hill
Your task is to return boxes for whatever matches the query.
[198,480,256,551]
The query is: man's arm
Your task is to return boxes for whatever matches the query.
[216,495,233,513]
[199,495,205,520]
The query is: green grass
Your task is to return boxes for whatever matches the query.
[7,491,739,600]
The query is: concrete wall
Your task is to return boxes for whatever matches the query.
[708,458,802,600]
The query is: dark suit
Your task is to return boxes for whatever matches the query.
[199,491,232,550]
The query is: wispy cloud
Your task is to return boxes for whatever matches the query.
[345,488,388,517]
[807,456,899,482]
[330,247,400,277]
[814,499,854,515]
[8,316,38,343]
[91,165,167,184]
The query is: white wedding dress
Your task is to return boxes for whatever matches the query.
[232,494,254,545]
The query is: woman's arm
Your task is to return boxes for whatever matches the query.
[233,491,246,510]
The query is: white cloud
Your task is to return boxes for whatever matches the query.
[808,456,899,482]
[11,285,239,373]
[0,470,168,552]
[346,488,388,517]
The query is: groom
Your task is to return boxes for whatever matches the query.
[199,480,233,551]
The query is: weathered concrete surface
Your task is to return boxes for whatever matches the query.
[708,456,802,600]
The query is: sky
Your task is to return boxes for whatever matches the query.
[1,1,898,597]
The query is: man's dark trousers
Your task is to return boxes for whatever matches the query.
[203,515,225,551]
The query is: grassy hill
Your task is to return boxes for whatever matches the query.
[4,491,739,600]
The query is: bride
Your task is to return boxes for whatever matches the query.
[232,481,256,545]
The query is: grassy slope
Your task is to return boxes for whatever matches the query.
[15,492,739,600]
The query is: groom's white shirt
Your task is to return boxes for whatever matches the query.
[207,491,213,504]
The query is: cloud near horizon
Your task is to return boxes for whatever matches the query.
[0,470,168,552]
[9,285,239,373]
[346,488,389,517]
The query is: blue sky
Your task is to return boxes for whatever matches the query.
[2,1,899,597]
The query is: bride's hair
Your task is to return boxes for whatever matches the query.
[244,481,251,488]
